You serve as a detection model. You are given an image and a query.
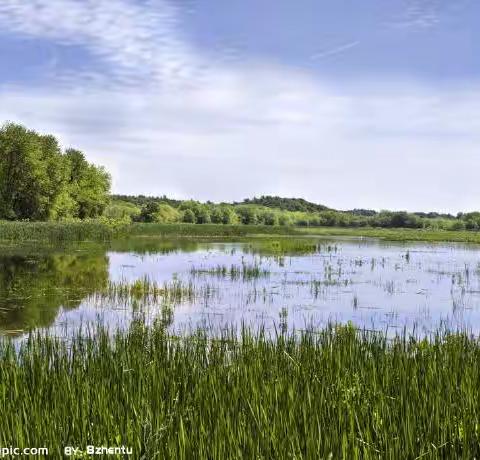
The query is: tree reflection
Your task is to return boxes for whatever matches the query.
[0,252,108,334]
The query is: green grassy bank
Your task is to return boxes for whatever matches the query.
[129,222,304,237]
[132,223,480,244]
[296,226,480,244]
[1,323,480,459]
[2,220,480,244]
[0,220,126,242]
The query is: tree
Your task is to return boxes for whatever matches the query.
[260,211,279,226]
[0,123,67,220]
[236,206,258,225]
[183,209,196,223]
[221,207,237,224]
[210,207,224,224]
[138,201,160,223]
[0,123,111,221]
[195,206,211,224]
[65,149,111,219]
[278,214,291,226]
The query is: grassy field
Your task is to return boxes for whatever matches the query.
[2,220,480,244]
[1,323,479,459]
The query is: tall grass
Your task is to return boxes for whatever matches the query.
[3,221,480,244]
[104,278,198,303]
[1,323,480,458]
[129,223,303,237]
[0,221,125,242]
[297,226,480,244]
[190,263,270,280]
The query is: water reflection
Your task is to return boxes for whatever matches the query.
[0,251,108,334]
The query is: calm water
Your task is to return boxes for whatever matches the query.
[1,236,480,337]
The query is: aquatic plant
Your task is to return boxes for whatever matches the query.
[190,263,270,281]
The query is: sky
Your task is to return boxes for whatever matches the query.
[0,0,478,212]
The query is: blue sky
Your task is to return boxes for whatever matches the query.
[0,0,479,212]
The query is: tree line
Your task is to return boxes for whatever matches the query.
[108,196,480,231]
[2,122,479,231]
[0,123,110,221]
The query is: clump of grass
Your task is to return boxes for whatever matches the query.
[191,263,270,281]
[103,277,199,304]
[1,323,480,458]
[256,238,320,255]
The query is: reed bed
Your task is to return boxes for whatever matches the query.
[129,223,304,238]
[191,263,270,281]
[3,221,480,245]
[0,221,123,242]
[1,323,480,459]
[103,278,201,304]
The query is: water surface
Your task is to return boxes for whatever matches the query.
[1,236,480,337]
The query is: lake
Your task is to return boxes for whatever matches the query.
[1,236,480,337]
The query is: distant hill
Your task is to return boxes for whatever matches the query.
[112,194,457,221]
[238,196,330,213]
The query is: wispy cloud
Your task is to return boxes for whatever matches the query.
[310,41,360,61]
[0,0,196,83]
[391,0,470,29]
[401,0,441,28]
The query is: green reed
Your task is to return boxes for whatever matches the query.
[0,221,125,242]
[1,323,480,459]
[191,263,270,281]
[4,221,480,246]
[103,278,199,304]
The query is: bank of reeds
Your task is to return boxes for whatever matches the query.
[0,220,125,242]
[1,323,480,458]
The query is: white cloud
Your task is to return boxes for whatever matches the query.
[0,0,196,83]
[0,0,479,212]
[2,69,479,212]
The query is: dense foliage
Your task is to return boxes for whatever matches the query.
[2,323,480,458]
[109,195,480,231]
[0,123,110,221]
[239,195,330,213]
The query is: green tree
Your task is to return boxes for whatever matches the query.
[236,206,258,225]
[260,211,279,226]
[183,209,196,223]
[210,207,224,224]
[195,206,211,224]
[221,207,237,224]
[138,201,160,223]
[0,123,66,220]
[65,149,111,219]
[0,123,111,221]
